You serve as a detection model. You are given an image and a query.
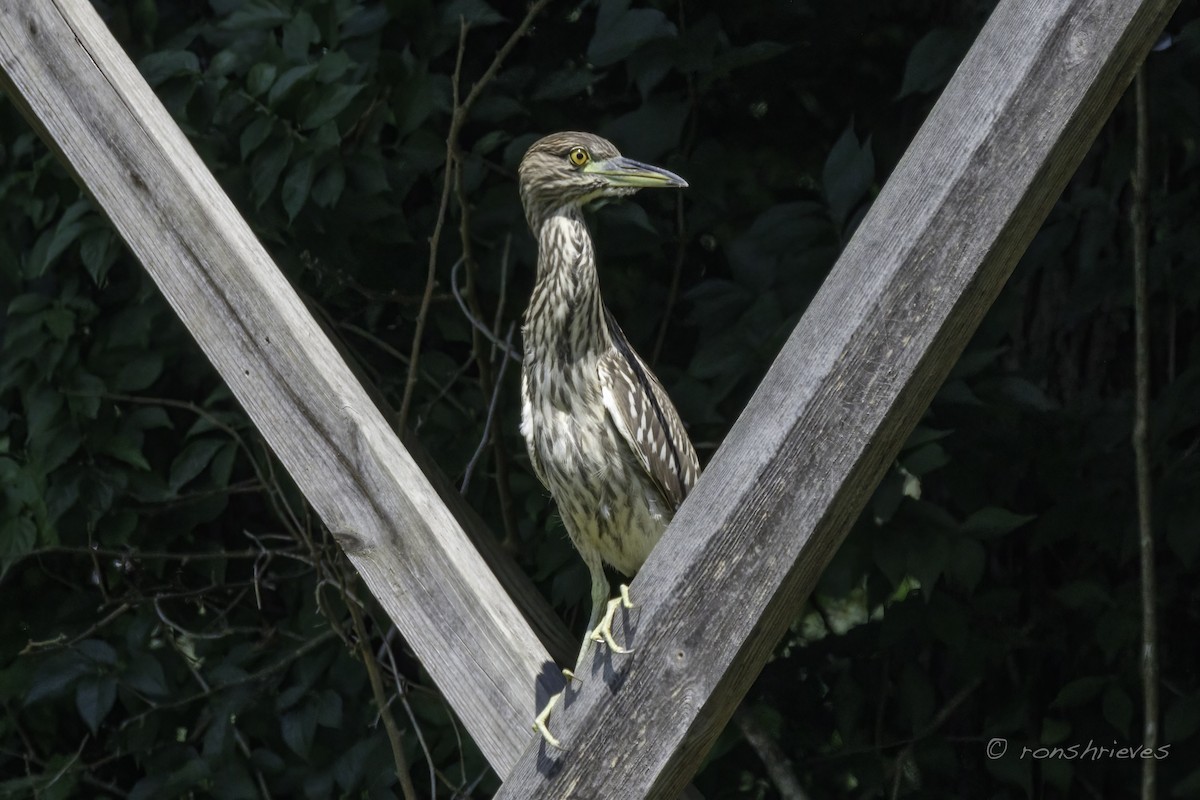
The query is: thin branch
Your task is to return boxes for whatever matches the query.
[889,678,981,800]
[379,629,438,800]
[652,186,689,366]
[733,707,810,800]
[461,322,517,493]
[118,630,338,728]
[455,157,520,546]
[345,572,418,800]
[451,258,522,362]
[1131,66,1157,800]
[491,235,513,362]
[488,236,521,549]
[397,0,551,430]
[398,23,468,431]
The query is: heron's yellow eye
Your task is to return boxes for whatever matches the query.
[568,147,590,167]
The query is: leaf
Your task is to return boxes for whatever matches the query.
[239,115,274,160]
[439,0,504,27]
[1166,694,1200,742]
[245,63,277,97]
[901,442,950,476]
[298,83,363,130]
[42,306,75,341]
[207,48,240,78]
[709,41,789,78]
[823,125,874,228]
[1040,717,1071,745]
[221,0,292,29]
[114,353,164,392]
[898,28,971,99]
[311,162,345,208]
[125,406,173,432]
[997,376,1059,412]
[31,426,81,474]
[169,438,226,491]
[534,68,598,101]
[1102,685,1133,736]
[75,675,118,733]
[281,11,319,61]
[79,228,117,285]
[7,294,50,316]
[100,435,151,471]
[587,0,677,67]
[27,199,91,278]
[280,703,318,757]
[123,652,170,698]
[0,516,37,577]
[138,51,200,87]
[76,639,119,666]
[268,64,318,107]
[24,382,64,438]
[25,652,88,705]
[281,155,315,221]
[600,96,689,162]
[961,507,1035,539]
[946,537,986,592]
[689,331,752,380]
[316,51,353,83]
[315,689,342,727]
[251,136,294,208]
[1054,580,1111,610]
[1050,676,1108,709]
[209,440,238,487]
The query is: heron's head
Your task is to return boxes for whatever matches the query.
[518,132,687,223]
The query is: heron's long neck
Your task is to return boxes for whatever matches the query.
[524,207,610,363]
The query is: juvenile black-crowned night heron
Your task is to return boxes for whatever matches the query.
[517,132,700,746]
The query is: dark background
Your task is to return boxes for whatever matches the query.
[2,0,1198,797]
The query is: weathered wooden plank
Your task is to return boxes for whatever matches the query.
[495,0,1178,796]
[0,0,569,777]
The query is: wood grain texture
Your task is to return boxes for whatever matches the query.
[0,0,570,777]
[496,0,1178,797]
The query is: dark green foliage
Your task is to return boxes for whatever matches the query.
[1,0,1198,797]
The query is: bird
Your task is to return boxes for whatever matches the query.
[516,132,700,747]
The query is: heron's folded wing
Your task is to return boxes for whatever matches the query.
[598,311,700,512]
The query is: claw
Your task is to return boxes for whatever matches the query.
[533,691,566,749]
[589,584,635,654]
[532,669,577,750]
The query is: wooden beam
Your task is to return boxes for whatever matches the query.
[496,0,1178,796]
[0,0,570,777]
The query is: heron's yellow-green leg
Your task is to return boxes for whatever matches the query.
[589,583,634,653]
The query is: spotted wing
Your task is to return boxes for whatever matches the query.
[598,311,700,512]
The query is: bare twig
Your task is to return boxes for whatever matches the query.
[889,678,981,799]
[378,629,438,800]
[491,235,512,361]
[1131,67,1157,800]
[488,236,521,548]
[652,191,689,366]
[455,159,521,546]
[733,706,810,800]
[397,0,551,430]
[461,323,517,493]
[346,585,418,800]
[451,258,522,363]
[118,630,338,728]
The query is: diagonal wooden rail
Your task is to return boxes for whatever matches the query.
[0,0,574,779]
[495,0,1178,796]
[1,0,1178,795]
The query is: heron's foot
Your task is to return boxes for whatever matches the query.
[589,584,635,654]
[532,669,577,750]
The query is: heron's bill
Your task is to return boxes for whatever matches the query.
[585,156,688,189]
